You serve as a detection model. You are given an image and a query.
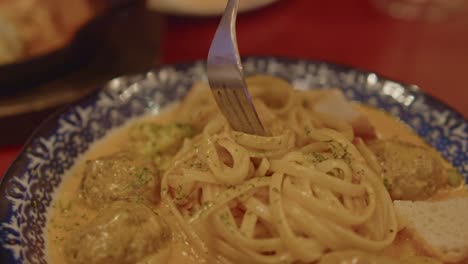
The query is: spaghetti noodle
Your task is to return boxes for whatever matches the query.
[161,75,397,263]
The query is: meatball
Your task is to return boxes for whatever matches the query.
[64,201,171,264]
[368,140,446,200]
[80,152,159,209]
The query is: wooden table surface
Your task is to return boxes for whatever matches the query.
[1,0,467,177]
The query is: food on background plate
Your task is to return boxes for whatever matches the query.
[0,14,23,64]
[47,75,467,264]
[0,0,100,64]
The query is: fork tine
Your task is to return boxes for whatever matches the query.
[207,0,268,136]
[229,88,264,135]
[224,89,253,133]
[213,88,243,131]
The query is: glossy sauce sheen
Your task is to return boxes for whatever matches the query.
[46,105,463,264]
[47,108,203,264]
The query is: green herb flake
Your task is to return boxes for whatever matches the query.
[447,169,464,187]
[311,152,326,163]
[57,200,73,214]
[383,178,392,191]
[191,162,203,169]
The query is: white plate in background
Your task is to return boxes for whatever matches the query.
[147,0,279,16]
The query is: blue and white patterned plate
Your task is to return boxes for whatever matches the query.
[0,57,466,264]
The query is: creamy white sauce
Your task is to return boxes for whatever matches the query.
[46,104,465,264]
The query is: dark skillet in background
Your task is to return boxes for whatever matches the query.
[0,0,162,144]
[0,0,135,95]
[1,6,100,95]
[0,18,102,94]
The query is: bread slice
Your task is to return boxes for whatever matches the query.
[394,198,468,263]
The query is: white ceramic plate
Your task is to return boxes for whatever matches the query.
[147,0,279,16]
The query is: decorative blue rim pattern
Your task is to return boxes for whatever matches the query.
[0,57,466,264]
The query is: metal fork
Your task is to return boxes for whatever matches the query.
[207,0,267,136]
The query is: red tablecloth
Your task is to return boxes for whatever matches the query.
[1,0,467,177]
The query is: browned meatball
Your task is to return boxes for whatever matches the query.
[64,201,171,264]
[368,140,446,200]
[80,152,159,209]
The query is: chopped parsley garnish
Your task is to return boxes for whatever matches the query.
[383,178,392,191]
